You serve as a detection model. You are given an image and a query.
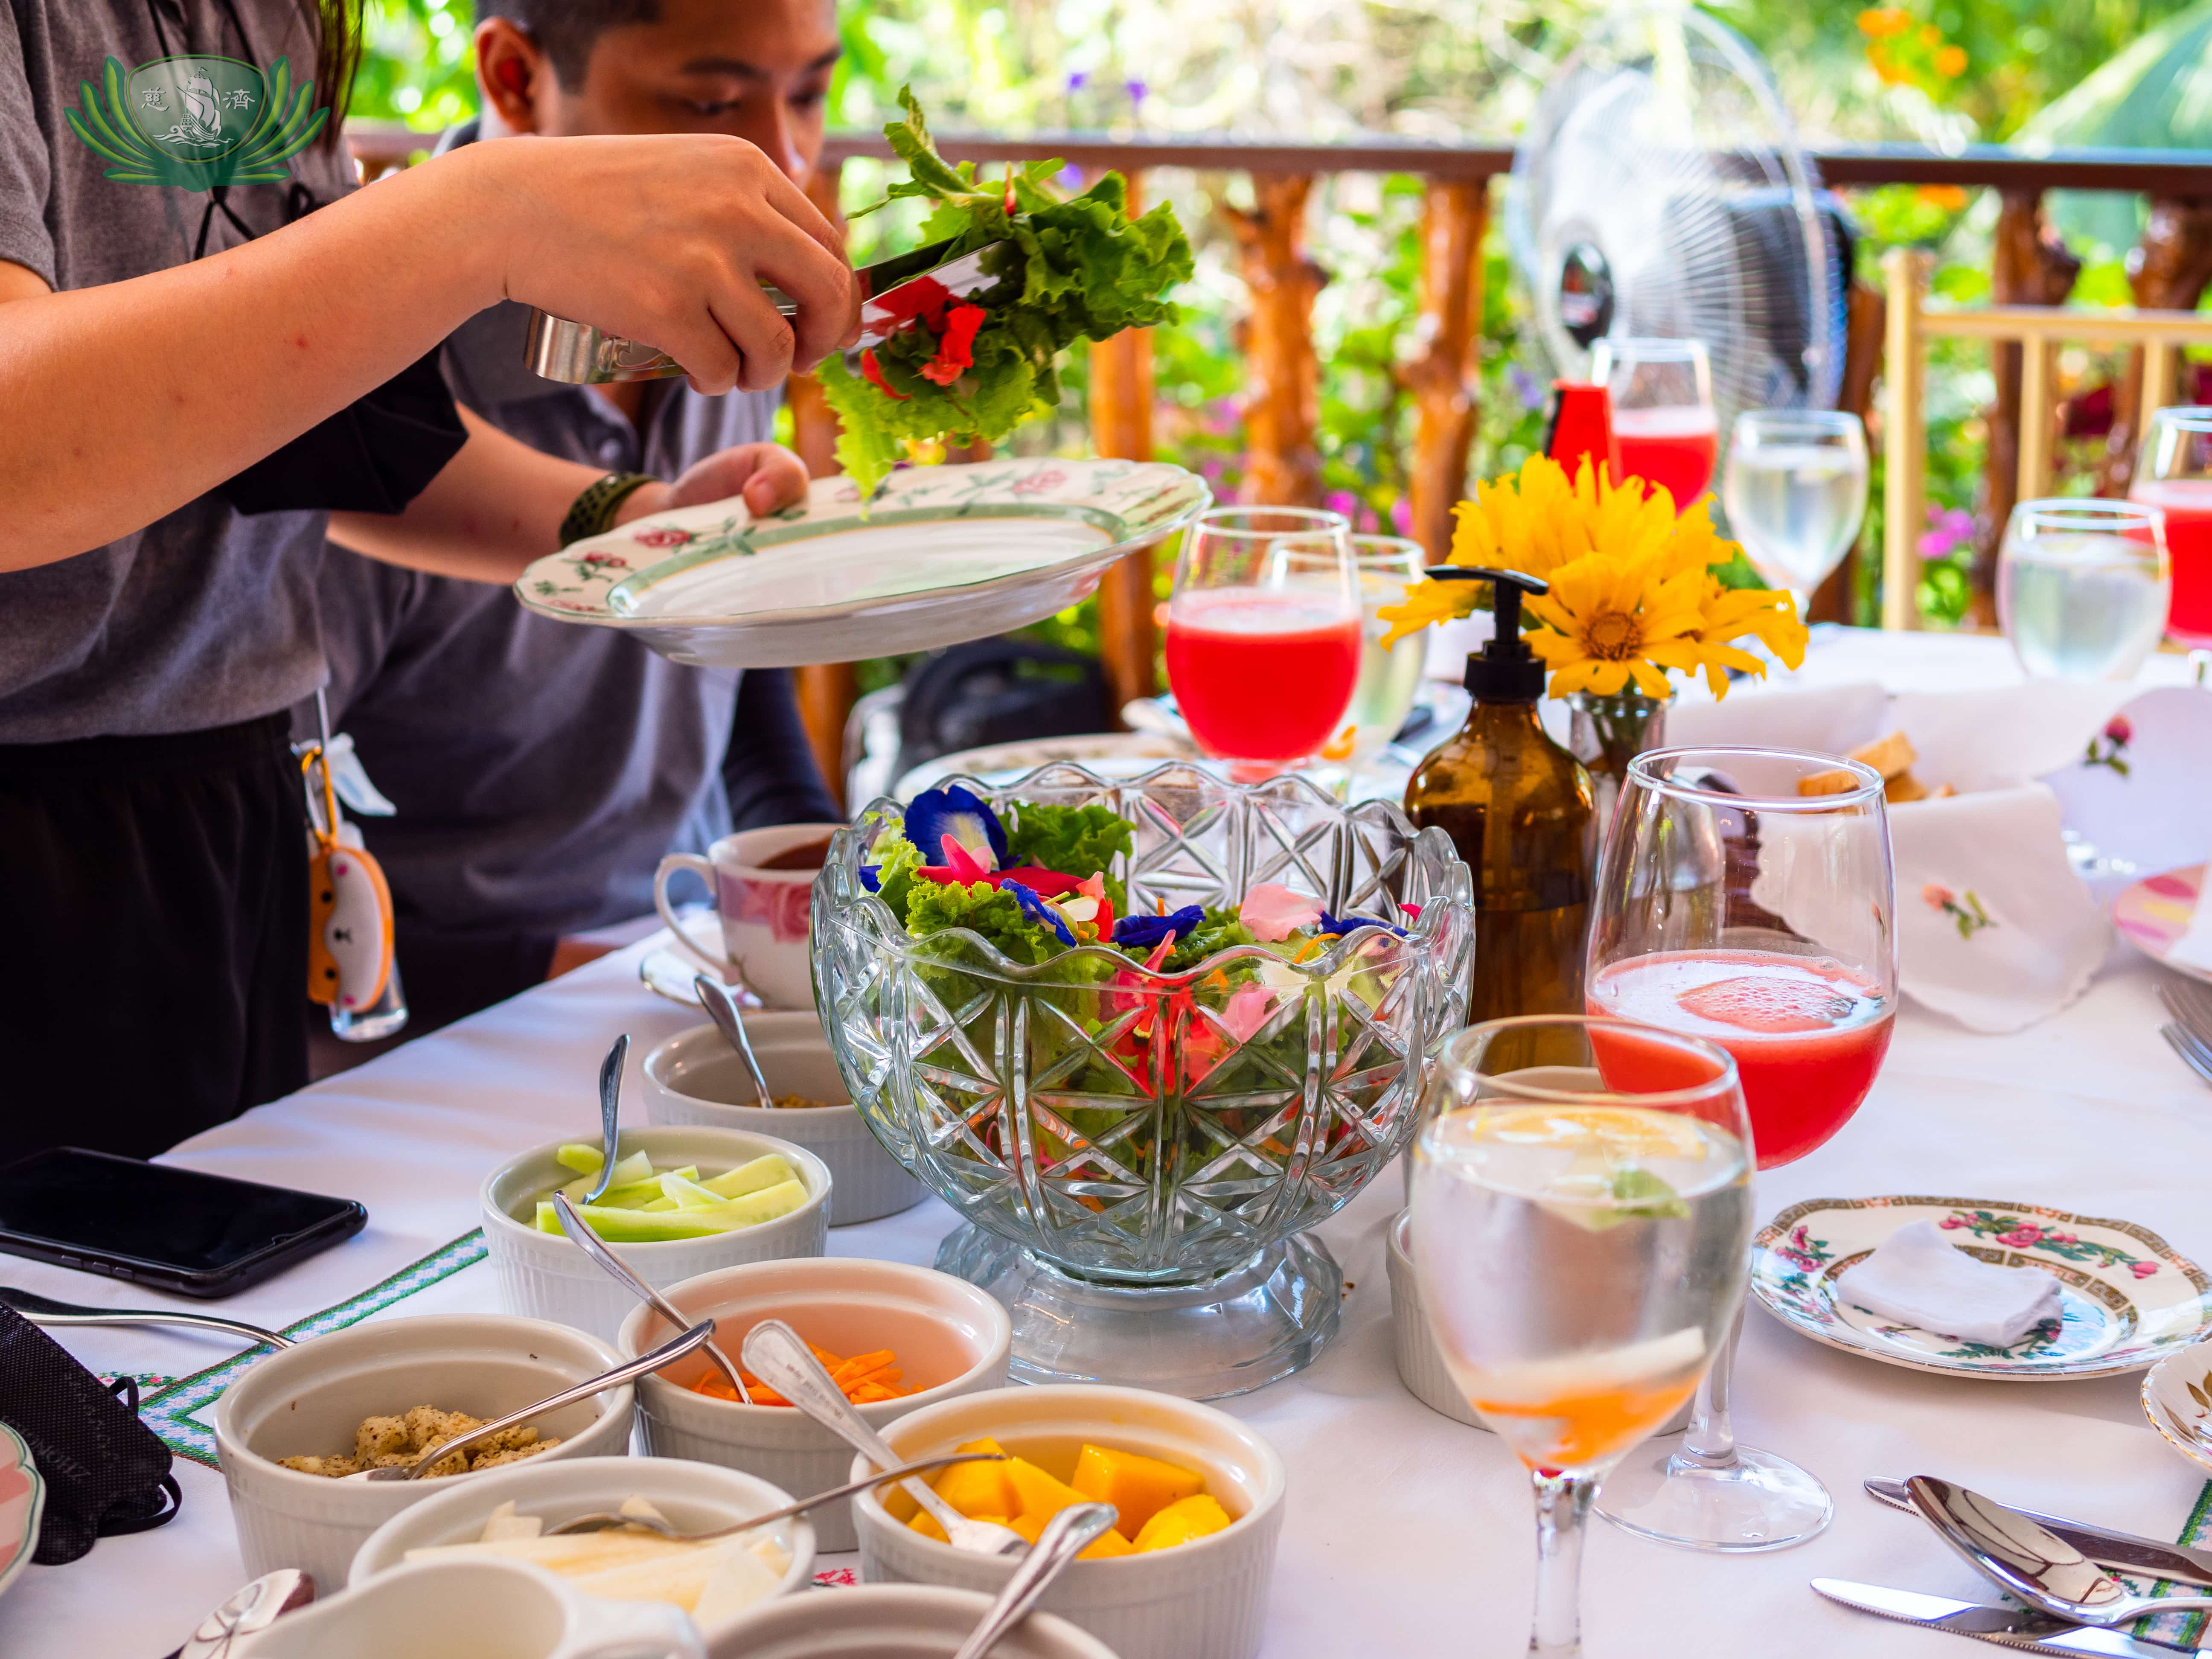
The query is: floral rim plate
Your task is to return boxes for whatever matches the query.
[2143,1338,2212,1474]
[514,459,1208,669]
[2114,864,2211,986]
[1752,1196,2212,1380]
[0,1422,43,1601]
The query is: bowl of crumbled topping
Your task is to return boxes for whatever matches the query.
[275,1403,565,1481]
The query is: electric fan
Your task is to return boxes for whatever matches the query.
[1506,4,1848,436]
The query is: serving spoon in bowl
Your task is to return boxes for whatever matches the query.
[695,973,774,1109]
[953,1502,1119,1659]
[546,1451,1010,1539]
[580,1034,631,1204]
[550,1191,753,1404]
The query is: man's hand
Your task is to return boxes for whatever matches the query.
[615,441,810,526]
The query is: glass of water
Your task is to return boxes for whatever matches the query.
[1720,410,1870,605]
[1410,1015,1752,1659]
[1997,499,2170,681]
[1344,535,1429,769]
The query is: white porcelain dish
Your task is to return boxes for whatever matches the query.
[515,460,1208,669]
[211,1314,634,1595]
[851,1384,1285,1659]
[644,1019,926,1225]
[480,1125,830,1344]
[350,1454,815,1643]
[2142,1337,2212,1475]
[710,1583,1119,1659]
[614,1257,1010,1553]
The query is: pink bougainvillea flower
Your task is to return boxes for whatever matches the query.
[1219,981,1278,1043]
[1240,882,1322,941]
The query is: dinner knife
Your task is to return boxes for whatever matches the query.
[1812,1579,2198,1656]
[525,237,1015,384]
[1866,1477,2212,1589]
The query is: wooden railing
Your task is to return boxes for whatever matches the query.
[344,126,2212,792]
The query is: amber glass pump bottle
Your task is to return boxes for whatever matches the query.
[1403,568,1596,1066]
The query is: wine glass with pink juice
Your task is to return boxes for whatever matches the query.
[1164,506,1362,775]
[2129,405,2212,647]
[1583,745,1897,1551]
[1589,338,1719,511]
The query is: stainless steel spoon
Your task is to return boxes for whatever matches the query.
[354,1318,714,1481]
[545,1452,1010,1539]
[550,1191,753,1404]
[740,1319,1029,1557]
[164,1568,314,1659]
[695,972,774,1109]
[1907,1474,2212,1626]
[952,1503,1119,1659]
[0,1286,295,1350]
[581,1033,630,1204]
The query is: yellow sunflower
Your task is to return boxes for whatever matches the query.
[1523,553,1710,698]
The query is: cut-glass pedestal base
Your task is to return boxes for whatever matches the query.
[1595,1435,1833,1552]
[934,1225,1342,1401]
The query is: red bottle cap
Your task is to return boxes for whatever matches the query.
[1545,382,1621,487]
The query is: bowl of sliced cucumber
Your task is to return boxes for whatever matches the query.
[479,1125,831,1345]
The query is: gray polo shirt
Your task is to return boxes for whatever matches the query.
[314,126,794,938]
[0,0,356,741]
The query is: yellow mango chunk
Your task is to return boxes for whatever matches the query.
[1131,1493,1234,1553]
[1009,1510,1134,1560]
[908,1508,1013,1545]
[1004,1456,1088,1523]
[931,1438,1019,1520]
[1070,1443,1205,1540]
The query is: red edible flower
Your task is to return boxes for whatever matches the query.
[860,349,910,402]
[920,303,987,387]
[871,274,952,333]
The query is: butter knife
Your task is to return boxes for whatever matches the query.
[1812,1579,2198,1656]
[1866,1477,2212,1589]
[525,237,1014,384]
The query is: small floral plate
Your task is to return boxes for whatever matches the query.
[2113,864,2212,986]
[2143,1338,2212,1474]
[515,459,1208,669]
[1752,1196,2212,1380]
[0,1422,44,1601]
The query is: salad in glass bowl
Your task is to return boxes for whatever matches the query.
[812,763,1473,1396]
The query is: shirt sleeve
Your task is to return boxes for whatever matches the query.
[724,667,841,830]
[0,4,55,286]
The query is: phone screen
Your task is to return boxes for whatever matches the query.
[0,1147,364,1284]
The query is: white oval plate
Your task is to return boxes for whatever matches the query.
[0,1422,44,1602]
[516,459,1208,669]
[1752,1195,2212,1380]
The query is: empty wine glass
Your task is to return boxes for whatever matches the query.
[1590,337,1718,510]
[1997,499,2169,681]
[1721,411,1870,607]
[1344,535,1429,770]
[2128,407,2212,647]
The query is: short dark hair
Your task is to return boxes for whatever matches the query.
[475,1,662,89]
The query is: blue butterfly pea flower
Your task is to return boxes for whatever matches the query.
[1112,907,1205,950]
[1317,911,1409,939]
[905,784,1010,868]
[1002,879,1077,946]
[859,864,881,892]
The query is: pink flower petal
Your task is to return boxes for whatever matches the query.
[1240,882,1322,942]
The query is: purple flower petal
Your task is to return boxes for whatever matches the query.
[904,785,1009,868]
[1113,907,1204,949]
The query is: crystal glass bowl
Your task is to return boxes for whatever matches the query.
[813,763,1473,1397]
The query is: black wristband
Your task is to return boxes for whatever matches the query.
[559,471,656,548]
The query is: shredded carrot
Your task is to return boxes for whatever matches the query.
[687,1342,915,1408]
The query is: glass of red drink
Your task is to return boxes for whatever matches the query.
[1589,337,1718,511]
[1585,745,1898,1552]
[2130,406,2212,647]
[1164,506,1361,773]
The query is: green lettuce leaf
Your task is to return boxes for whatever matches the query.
[905,878,1065,965]
[1163,908,1257,973]
[868,829,928,925]
[1003,802,1132,908]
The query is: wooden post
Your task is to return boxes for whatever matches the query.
[1403,179,1490,568]
[1088,172,1159,718]
[1807,277,1888,625]
[1971,190,2079,624]
[2095,195,2212,497]
[1227,175,1325,506]
[2017,335,2056,504]
[1880,249,1931,632]
[786,160,856,810]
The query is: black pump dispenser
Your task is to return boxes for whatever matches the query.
[1425,565,1548,701]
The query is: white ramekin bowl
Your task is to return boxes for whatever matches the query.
[851,1384,1285,1659]
[212,1314,634,1595]
[349,1453,815,1642]
[615,1257,1011,1553]
[710,1583,1120,1659]
[643,1018,926,1226]
[480,1125,830,1344]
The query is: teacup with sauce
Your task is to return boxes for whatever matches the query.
[653,822,841,1010]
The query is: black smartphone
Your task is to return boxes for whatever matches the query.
[0,1147,367,1299]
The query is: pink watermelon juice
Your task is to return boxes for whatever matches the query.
[1164,589,1362,763]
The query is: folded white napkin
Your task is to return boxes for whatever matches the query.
[1833,1218,2064,1348]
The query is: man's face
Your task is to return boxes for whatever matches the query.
[540,0,840,183]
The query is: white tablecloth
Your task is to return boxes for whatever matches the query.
[8,629,2209,1658]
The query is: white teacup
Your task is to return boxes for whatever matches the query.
[235,1557,701,1659]
[654,822,842,1010]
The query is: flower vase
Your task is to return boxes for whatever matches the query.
[1567,690,1671,840]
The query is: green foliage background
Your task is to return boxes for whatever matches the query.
[350,0,2204,642]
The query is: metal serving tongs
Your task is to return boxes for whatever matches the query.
[525,236,1013,384]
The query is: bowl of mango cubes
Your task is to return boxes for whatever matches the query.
[853,1382,1285,1659]
[479,1125,830,1344]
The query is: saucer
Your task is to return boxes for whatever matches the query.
[1752,1195,2212,1380]
[2143,1337,2212,1475]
